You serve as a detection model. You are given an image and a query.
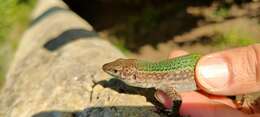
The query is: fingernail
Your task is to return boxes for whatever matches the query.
[169,50,188,58]
[196,55,230,92]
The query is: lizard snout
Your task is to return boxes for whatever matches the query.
[102,63,110,72]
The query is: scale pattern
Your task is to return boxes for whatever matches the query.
[136,54,200,72]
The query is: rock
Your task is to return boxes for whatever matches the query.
[0,0,159,117]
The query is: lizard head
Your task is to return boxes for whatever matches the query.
[102,58,138,82]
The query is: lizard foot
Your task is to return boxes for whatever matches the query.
[154,90,184,117]
[235,95,256,114]
[166,100,182,117]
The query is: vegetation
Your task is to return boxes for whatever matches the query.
[0,0,35,86]
[0,0,259,87]
[214,29,257,49]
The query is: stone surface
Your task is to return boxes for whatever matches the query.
[0,0,159,117]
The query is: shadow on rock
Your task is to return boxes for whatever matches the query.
[32,79,171,117]
[30,7,68,27]
[44,28,98,51]
[96,79,164,110]
[32,106,167,117]
[32,110,79,117]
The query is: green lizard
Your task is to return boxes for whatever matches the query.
[102,54,200,116]
[102,53,259,116]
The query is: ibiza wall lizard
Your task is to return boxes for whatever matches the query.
[102,54,200,116]
[102,53,258,116]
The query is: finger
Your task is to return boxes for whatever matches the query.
[181,101,249,117]
[181,91,237,108]
[156,91,237,109]
[196,44,260,95]
[181,92,260,117]
[169,50,189,58]
[250,114,260,117]
[154,90,173,109]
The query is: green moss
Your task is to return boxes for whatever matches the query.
[213,29,256,48]
[112,39,131,54]
[0,0,35,84]
[214,6,229,18]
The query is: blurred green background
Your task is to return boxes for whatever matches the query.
[1,0,260,88]
[0,0,35,86]
[63,0,260,58]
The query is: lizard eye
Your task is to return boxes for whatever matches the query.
[113,69,118,74]
[111,65,122,75]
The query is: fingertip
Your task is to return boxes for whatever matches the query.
[169,50,189,58]
[196,54,231,95]
[196,45,260,95]
[154,90,173,109]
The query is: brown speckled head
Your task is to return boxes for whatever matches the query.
[102,58,138,81]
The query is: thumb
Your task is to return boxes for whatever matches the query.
[196,44,260,95]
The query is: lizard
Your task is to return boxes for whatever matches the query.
[102,54,200,116]
[102,53,259,116]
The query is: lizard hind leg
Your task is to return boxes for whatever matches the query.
[235,95,256,114]
[154,86,182,116]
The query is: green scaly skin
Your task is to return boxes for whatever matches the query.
[137,54,200,72]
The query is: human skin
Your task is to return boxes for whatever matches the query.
[168,44,260,117]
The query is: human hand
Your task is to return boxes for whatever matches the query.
[168,44,260,117]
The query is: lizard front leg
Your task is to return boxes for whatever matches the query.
[154,86,182,116]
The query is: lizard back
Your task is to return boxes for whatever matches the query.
[135,54,200,92]
[136,54,200,72]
